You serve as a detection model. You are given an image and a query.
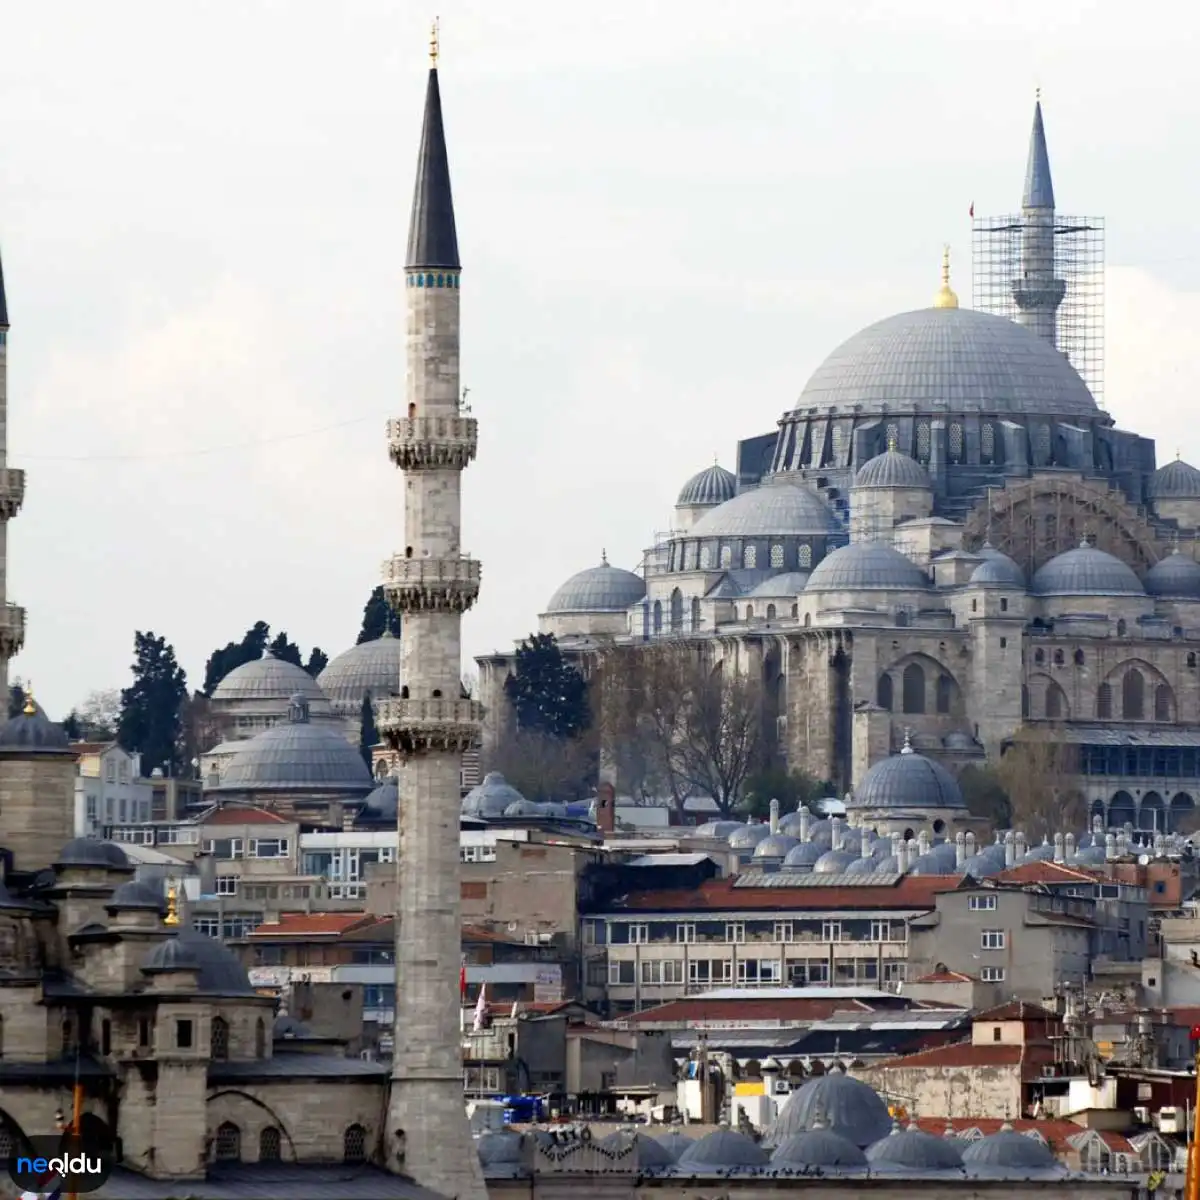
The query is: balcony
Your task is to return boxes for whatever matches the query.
[382,555,481,614]
[386,416,478,471]
[0,604,25,657]
[0,469,25,520]
[375,696,483,755]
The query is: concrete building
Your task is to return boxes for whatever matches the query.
[73,741,153,834]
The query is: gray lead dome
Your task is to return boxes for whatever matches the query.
[1146,549,1200,599]
[317,634,404,716]
[766,1072,893,1148]
[1031,542,1145,596]
[690,479,840,538]
[212,651,330,707]
[545,561,646,613]
[853,448,931,490]
[677,463,736,507]
[142,927,258,996]
[1150,457,1200,499]
[806,541,931,592]
[853,747,965,810]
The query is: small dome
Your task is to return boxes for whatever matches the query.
[693,820,744,838]
[142,927,257,995]
[970,556,1026,588]
[753,833,800,860]
[106,880,164,914]
[842,855,883,876]
[854,448,931,490]
[961,853,1004,878]
[766,1072,892,1148]
[676,1129,768,1169]
[1146,549,1200,599]
[317,634,404,716]
[654,1131,696,1163]
[360,775,398,822]
[212,650,331,707]
[728,823,772,849]
[477,1131,524,1166]
[503,799,544,818]
[677,463,737,507]
[783,842,825,869]
[943,730,977,750]
[690,479,841,539]
[1070,845,1108,866]
[1020,840,1056,863]
[1150,457,1200,500]
[1031,541,1145,597]
[214,712,373,794]
[772,1129,868,1169]
[56,838,132,872]
[0,699,71,754]
[747,571,811,599]
[908,853,956,877]
[598,1130,672,1168]
[545,560,646,614]
[853,744,965,810]
[806,541,931,593]
[462,773,527,819]
[867,1125,965,1171]
[961,1128,1060,1172]
[812,849,857,874]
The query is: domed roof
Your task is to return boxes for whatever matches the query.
[106,880,165,913]
[943,730,978,750]
[854,448,931,490]
[0,698,71,754]
[1020,839,1055,862]
[142,927,257,995]
[598,1130,672,1168]
[678,463,737,507]
[1031,541,1145,597]
[545,559,646,614]
[1150,457,1200,500]
[56,838,132,872]
[783,842,824,869]
[771,1129,867,1169]
[806,542,931,593]
[360,775,398,822]
[970,557,1026,588]
[794,306,1099,419]
[813,849,857,874]
[960,1128,1060,1172]
[767,1072,892,1148]
[676,1128,768,1169]
[961,853,1004,878]
[690,479,840,539]
[866,1125,965,1170]
[504,799,545,818]
[728,823,772,849]
[1146,549,1200,598]
[908,852,956,876]
[213,697,373,794]
[747,571,810,598]
[212,651,331,708]
[693,820,745,838]
[1070,845,1108,866]
[477,1131,524,1166]
[853,743,965,811]
[317,634,404,716]
[843,855,883,876]
[753,833,800,859]
[654,1131,696,1163]
[462,773,527,819]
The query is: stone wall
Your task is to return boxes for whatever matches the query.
[853,1061,1022,1120]
[0,756,75,873]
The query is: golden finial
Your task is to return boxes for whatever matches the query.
[933,244,959,309]
[887,430,898,453]
[164,884,180,927]
[429,17,440,68]
[21,685,35,717]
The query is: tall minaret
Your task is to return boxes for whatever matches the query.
[0,248,27,694]
[1011,95,1066,348]
[377,26,486,1200]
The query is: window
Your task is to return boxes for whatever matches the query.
[936,674,953,715]
[628,923,649,945]
[250,838,290,859]
[981,930,1007,950]
[676,923,696,943]
[1123,669,1145,720]
[981,966,1007,982]
[743,545,757,569]
[652,600,663,634]
[687,960,711,985]
[1155,684,1173,722]
[725,922,745,943]
[869,921,890,941]
[608,960,635,985]
[902,663,926,714]
[774,921,794,943]
[766,603,776,620]
[992,1026,1002,1042]
[949,421,964,463]
[699,545,713,569]
[691,597,702,630]
[211,1015,230,1061]
[343,1125,367,1165]
[669,588,683,632]
[215,875,238,896]
[1097,682,1113,719]
[214,1122,241,1162]
[718,545,731,568]
[770,543,784,569]
[798,544,812,568]
[877,674,893,710]
[259,1127,281,1163]
[640,960,661,985]
[662,959,685,985]
[916,420,931,462]
[176,1018,194,1049]
[969,895,998,911]
[101,1019,111,1056]
[86,797,97,821]
[138,1017,151,1048]
[255,1018,266,1058]
[1000,597,1008,611]
[999,636,1008,649]
[821,921,842,942]
[204,838,244,860]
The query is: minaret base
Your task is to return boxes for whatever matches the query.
[386,1082,487,1200]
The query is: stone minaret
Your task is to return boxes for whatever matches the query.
[0,251,26,692]
[1011,97,1065,347]
[376,30,487,1200]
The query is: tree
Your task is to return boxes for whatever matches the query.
[504,633,590,740]
[268,630,303,667]
[72,689,121,740]
[203,621,270,695]
[305,647,329,677]
[359,692,379,769]
[483,728,595,804]
[117,632,188,776]
[61,711,83,740]
[179,692,224,768]
[740,767,829,821]
[358,587,402,644]
[996,727,1085,841]
[958,764,1012,829]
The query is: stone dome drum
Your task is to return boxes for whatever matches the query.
[317,634,404,716]
[854,448,931,490]
[852,745,965,810]
[805,542,931,593]
[766,1072,893,1148]
[677,463,737,507]
[1031,542,1145,596]
[545,560,646,613]
[689,479,840,538]
[793,306,1099,420]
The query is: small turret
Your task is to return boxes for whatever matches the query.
[965,831,977,859]
[769,798,780,836]
[1015,831,1027,860]
[1004,831,1016,868]
[897,838,911,874]
[1105,832,1117,861]
[917,829,931,856]
[1065,832,1076,860]
[831,816,844,852]
[1053,832,1065,864]
[799,805,811,843]
[955,831,966,868]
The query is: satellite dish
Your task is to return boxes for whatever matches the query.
[1138,854,1151,866]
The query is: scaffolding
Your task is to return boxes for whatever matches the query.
[971,213,1106,408]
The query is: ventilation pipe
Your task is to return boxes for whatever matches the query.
[1053,833,1065,864]
[861,831,875,862]
[965,832,977,860]
[769,798,780,836]
[1004,832,1016,868]
[831,817,844,852]
[1065,833,1076,860]
[799,805,811,843]
[1093,813,1104,836]
[918,829,931,857]
[1105,832,1117,861]
[897,838,910,874]
[891,832,903,863]
[1015,831,1027,861]
[955,832,967,868]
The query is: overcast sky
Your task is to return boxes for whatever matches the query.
[2,1,1198,717]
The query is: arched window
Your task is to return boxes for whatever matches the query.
[669,588,683,632]
[1117,618,1127,637]
[719,545,733,568]
[1053,648,1064,666]
[1097,682,1113,719]
[215,1122,241,1162]
[949,422,964,464]
[791,603,798,618]
[936,675,953,715]
[1045,683,1066,720]
[690,598,701,630]
[211,1015,230,1061]
[699,545,713,569]
[743,544,757,569]
[1074,649,1085,666]
[1034,648,1045,665]
[255,1018,266,1058]
[1155,684,1174,723]
[652,600,662,634]
[1189,652,1198,669]
[770,543,785,569]
[766,604,777,620]
[916,421,931,463]
[980,423,996,464]
[1122,669,1145,720]
[745,605,755,621]
[343,1124,368,1165]
[798,544,812,568]
[901,663,926,714]
[259,1126,281,1163]
[877,674,893,711]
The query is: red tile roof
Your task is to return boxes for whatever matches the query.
[910,1117,1132,1154]
[995,861,1100,886]
[912,969,976,983]
[617,874,957,913]
[873,1037,1058,1075]
[202,805,291,827]
[247,913,380,938]
[974,1000,1059,1022]
[625,996,882,1026]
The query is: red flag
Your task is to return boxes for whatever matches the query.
[969,201,975,218]
[460,962,467,997]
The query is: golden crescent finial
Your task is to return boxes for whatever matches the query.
[933,244,959,309]
[22,685,35,716]
[164,884,180,927]
[430,17,440,67]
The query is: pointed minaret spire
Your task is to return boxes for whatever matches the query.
[1023,93,1056,211]
[1012,92,1064,347]
[0,246,8,329]
[406,24,460,272]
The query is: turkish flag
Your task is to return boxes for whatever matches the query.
[969,202,975,218]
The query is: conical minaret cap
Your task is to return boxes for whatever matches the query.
[0,245,9,329]
[406,61,460,270]
[1023,96,1056,210]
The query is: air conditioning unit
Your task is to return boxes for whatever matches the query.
[1134,1106,1151,1124]
[1157,1107,1182,1133]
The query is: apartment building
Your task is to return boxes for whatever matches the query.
[72,742,152,834]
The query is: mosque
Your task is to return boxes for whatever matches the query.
[478,100,1200,834]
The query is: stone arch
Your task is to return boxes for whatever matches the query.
[1028,673,1069,721]
[1091,797,1106,822]
[206,1089,300,1162]
[259,1126,282,1162]
[1110,790,1136,829]
[343,1123,369,1164]
[876,673,893,711]
[690,597,701,630]
[1170,793,1195,830]
[901,662,925,714]
[1139,792,1165,832]
[1103,659,1171,723]
[669,588,683,632]
[883,653,960,718]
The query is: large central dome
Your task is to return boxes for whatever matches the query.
[794,307,1099,419]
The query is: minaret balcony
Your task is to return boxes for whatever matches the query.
[383,555,481,613]
[0,604,26,657]
[387,416,478,471]
[0,469,26,520]
[375,696,483,756]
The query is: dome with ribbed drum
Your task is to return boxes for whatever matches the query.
[1150,457,1200,500]
[867,1124,965,1171]
[676,1129,768,1169]
[690,478,840,539]
[212,650,331,708]
[1032,540,1145,596]
[806,542,931,593]
[545,557,646,614]
[852,739,965,811]
[317,633,404,717]
[677,463,737,507]
[765,1071,892,1148]
[854,448,931,490]
[1146,549,1200,599]
[142,927,258,996]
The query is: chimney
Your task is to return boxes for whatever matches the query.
[1015,831,1027,860]
[955,832,966,868]
[1154,832,1166,858]
[595,782,616,835]
[1053,833,1065,864]
[1065,833,1076,860]
[769,798,780,836]
[891,832,903,863]
[897,838,910,873]
[1004,832,1016,868]
[1105,833,1117,861]
[965,832,977,860]
[831,817,844,852]
[799,805,811,843]
[1093,813,1104,836]
[918,829,931,856]
[862,830,875,862]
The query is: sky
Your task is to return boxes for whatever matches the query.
[2,0,1200,718]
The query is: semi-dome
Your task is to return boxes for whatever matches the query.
[142,927,258,995]
[960,1128,1060,1173]
[676,1128,768,1169]
[1150,457,1200,500]
[1031,541,1145,597]
[853,743,965,810]
[213,697,373,794]
[106,880,165,914]
[212,650,330,707]
[805,541,931,593]
[783,842,825,869]
[771,1129,867,1169]
[728,823,772,850]
[678,463,737,507]
[317,634,404,716]
[767,1072,892,1148]
[0,698,71,754]
[360,775,398,822]
[854,448,931,490]
[813,849,857,874]
[753,833,800,860]
[690,479,840,539]
[56,838,132,872]
[794,306,1099,420]
[1146,549,1200,599]
[462,773,527,819]
[866,1124,965,1171]
[545,558,646,613]
[747,571,810,598]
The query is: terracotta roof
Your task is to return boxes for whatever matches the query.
[615,874,957,913]
[973,1000,1059,1022]
[873,1036,1057,1074]
[202,805,291,827]
[1164,1006,1200,1029]
[912,969,976,983]
[70,740,117,755]
[338,917,527,947]
[995,861,1100,885]
[247,913,380,939]
[911,1117,1132,1154]
[462,924,527,946]
[625,996,884,1026]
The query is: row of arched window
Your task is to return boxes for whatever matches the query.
[673,541,811,572]
[876,663,956,715]
[214,1121,368,1164]
[1024,669,1176,722]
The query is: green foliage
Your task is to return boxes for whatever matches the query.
[358,587,402,644]
[739,767,830,820]
[359,692,379,769]
[202,620,270,696]
[305,647,329,677]
[117,631,188,776]
[958,764,1012,828]
[61,711,83,740]
[504,633,590,740]
[269,630,303,667]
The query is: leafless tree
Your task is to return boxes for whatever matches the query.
[75,688,122,740]
[997,725,1086,841]
[481,727,593,803]
[178,692,224,770]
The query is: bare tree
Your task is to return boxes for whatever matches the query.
[996,725,1085,841]
[178,692,224,770]
[482,727,593,803]
[75,689,122,740]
